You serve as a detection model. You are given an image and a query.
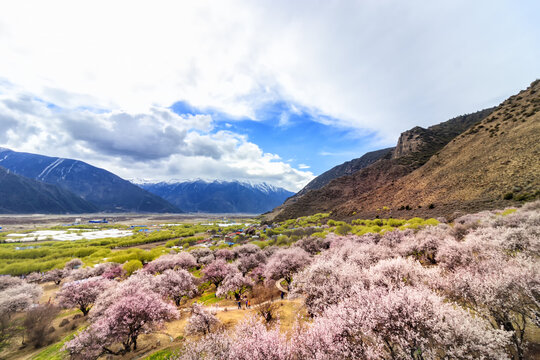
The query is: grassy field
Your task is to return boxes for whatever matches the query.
[0,214,443,276]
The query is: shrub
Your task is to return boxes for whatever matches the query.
[504,192,514,200]
[123,259,143,276]
[24,304,61,348]
[256,302,278,323]
[334,224,352,236]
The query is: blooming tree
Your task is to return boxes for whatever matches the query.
[42,268,65,285]
[292,285,510,360]
[64,258,83,270]
[0,282,42,317]
[145,252,197,274]
[227,316,291,360]
[198,254,216,266]
[440,256,539,359]
[65,287,178,357]
[101,264,125,280]
[190,248,214,264]
[233,244,261,258]
[185,303,220,336]
[0,275,24,291]
[203,259,235,287]
[216,271,254,300]
[215,248,234,261]
[291,255,361,315]
[235,254,265,276]
[263,248,311,288]
[25,272,42,283]
[90,271,156,320]
[294,236,330,255]
[0,281,42,350]
[57,276,113,316]
[156,269,197,306]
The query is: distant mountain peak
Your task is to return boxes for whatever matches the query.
[138,180,294,214]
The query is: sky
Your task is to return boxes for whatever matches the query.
[0,1,538,192]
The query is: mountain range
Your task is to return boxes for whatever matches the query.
[0,166,97,214]
[1,81,538,217]
[137,180,294,214]
[266,80,539,222]
[0,149,180,213]
[0,149,294,214]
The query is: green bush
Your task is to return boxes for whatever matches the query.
[335,224,352,235]
[123,260,143,275]
[387,218,406,227]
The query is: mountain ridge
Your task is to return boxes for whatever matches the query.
[0,149,181,213]
[139,179,294,214]
[0,166,98,214]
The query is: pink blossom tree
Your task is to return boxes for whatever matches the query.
[178,316,291,360]
[215,248,234,261]
[0,282,42,317]
[185,303,220,336]
[64,258,83,270]
[216,271,254,300]
[100,264,125,280]
[179,332,231,360]
[68,266,97,281]
[42,268,65,285]
[198,254,216,266]
[440,256,539,360]
[263,248,311,289]
[190,248,214,265]
[25,272,42,283]
[64,287,178,357]
[57,277,113,316]
[156,269,197,306]
[294,236,331,255]
[145,252,197,274]
[90,271,156,320]
[235,253,265,276]
[202,259,235,288]
[291,255,360,316]
[227,316,291,360]
[0,281,42,350]
[293,285,510,359]
[0,275,24,291]
[233,244,261,258]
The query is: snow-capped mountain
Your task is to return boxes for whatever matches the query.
[0,148,180,213]
[136,179,295,214]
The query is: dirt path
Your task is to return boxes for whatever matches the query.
[275,278,289,293]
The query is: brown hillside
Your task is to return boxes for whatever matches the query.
[269,80,539,222]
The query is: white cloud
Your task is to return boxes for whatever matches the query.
[0,0,538,190]
[0,1,538,144]
[0,89,314,191]
[298,164,310,169]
